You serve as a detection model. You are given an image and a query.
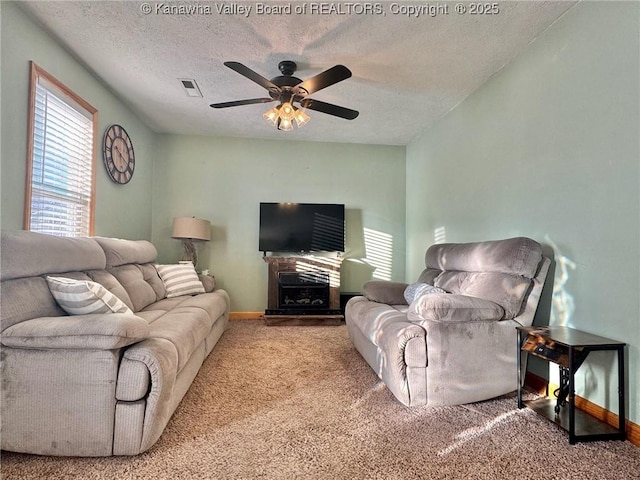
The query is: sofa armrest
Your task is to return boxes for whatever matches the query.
[362,280,408,305]
[407,294,504,323]
[0,313,149,350]
[198,274,216,293]
[118,337,178,454]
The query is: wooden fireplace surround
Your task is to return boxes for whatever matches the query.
[263,255,344,326]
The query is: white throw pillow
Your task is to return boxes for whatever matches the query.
[155,263,205,298]
[46,276,132,315]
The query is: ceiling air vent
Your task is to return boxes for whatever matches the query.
[179,78,202,98]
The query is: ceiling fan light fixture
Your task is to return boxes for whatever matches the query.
[264,102,309,131]
[293,108,310,128]
[279,102,295,120]
[277,116,294,131]
[263,106,280,126]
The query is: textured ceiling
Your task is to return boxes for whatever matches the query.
[20,1,575,146]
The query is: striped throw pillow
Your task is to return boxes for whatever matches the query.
[404,282,447,304]
[46,276,133,315]
[155,264,205,298]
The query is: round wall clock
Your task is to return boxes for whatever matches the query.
[103,124,135,184]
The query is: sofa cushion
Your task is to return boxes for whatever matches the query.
[93,237,157,268]
[145,307,213,372]
[1,230,105,281]
[109,264,161,312]
[462,272,531,318]
[135,310,166,324]
[141,298,187,314]
[140,264,167,300]
[167,293,229,322]
[85,270,135,311]
[155,264,205,298]
[46,276,132,315]
[434,271,531,319]
[407,293,505,323]
[0,277,66,331]
[346,296,409,347]
[141,293,229,328]
[93,237,166,311]
[362,281,408,305]
[425,237,542,278]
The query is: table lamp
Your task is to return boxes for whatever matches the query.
[171,216,211,269]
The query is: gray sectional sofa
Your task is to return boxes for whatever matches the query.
[0,230,230,456]
[346,237,550,407]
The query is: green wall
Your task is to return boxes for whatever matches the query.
[0,2,156,239]
[151,134,406,311]
[406,2,639,424]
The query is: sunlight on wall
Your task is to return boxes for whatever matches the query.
[363,228,393,281]
[545,235,576,327]
[544,236,577,388]
[434,226,447,244]
[295,256,342,288]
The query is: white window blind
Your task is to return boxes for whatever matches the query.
[27,70,96,237]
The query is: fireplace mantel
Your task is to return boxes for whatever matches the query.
[263,255,344,326]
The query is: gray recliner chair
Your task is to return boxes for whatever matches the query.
[345,237,551,407]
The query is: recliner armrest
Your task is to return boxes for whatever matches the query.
[407,294,505,323]
[362,280,408,305]
[0,313,149,350]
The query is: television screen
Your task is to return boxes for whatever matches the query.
[259,203,345,253]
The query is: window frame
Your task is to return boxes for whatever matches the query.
[23,61,98,236]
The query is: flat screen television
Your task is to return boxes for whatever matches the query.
[259,202,345,253]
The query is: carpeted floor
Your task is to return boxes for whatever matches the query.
[2,319,639,479]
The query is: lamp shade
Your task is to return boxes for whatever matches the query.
[171,217,211,241]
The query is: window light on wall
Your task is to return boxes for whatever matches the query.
[24,62,98,237]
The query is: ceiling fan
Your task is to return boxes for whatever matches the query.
[210,60,359,131]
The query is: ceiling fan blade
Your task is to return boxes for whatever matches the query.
[224,61,279,92]
[300,98,359,120]
[296,65,352,95]
[210,98,275,108]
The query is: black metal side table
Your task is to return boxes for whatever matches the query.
[516,325,626,444]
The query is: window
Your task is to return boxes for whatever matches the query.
[24,62,98,237]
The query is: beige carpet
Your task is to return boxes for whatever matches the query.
[2,319,639,479]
